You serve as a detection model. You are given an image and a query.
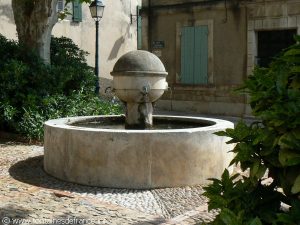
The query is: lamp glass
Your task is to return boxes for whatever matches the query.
[89,0,105,19]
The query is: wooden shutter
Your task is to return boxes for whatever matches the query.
[181,27,195,84]
[137,6,142,49]
[73,0,82,22]
[194,26,208,84]
[181,26,208,84]
[57,0,64,12]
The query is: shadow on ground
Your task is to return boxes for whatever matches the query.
[0,205,32,224]
[8,156,206,223]
[9,156,150,195]
[8,157,171,223]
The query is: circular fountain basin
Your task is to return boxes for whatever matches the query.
[44,115,234,189]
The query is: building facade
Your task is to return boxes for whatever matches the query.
[141,0,300,116]
[0,0,141,93]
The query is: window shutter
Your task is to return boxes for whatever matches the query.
[57,0,64,12]
[181,26,208,85]
[181,27,195,84]
[194,26,208,84]
[137,6,142,49]
[73,0,82,22]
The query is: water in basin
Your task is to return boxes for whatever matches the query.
[69,116,215,130]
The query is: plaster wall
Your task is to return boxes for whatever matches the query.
[0,0,141,92]
[0,0,16,40]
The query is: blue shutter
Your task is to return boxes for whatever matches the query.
[181,26,208,85]
[137,6,142,49]
[181,27,195,84]
[73,0,82,22]
[194,26,208,84]
[57,0,64,12]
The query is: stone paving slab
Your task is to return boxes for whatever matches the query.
[0,140,217,225]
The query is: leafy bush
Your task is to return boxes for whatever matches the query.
[50,36,95,94]
[204,36,300,224]
[16,91,121,140]
[0,34,122,140]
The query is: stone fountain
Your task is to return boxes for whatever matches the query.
[111,50,168,129]
[44,50,234,189]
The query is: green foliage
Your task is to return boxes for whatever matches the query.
[0,34,122,140]
[204,169,286,224]
[50,36,95,94]
[16,91,121,140]
[204,36,300,224]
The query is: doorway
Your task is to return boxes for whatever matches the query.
[256,29,297,67]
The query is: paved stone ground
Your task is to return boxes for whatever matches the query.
[0,140,218,225]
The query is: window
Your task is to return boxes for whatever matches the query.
[72,0,82,22]
[57,0,82,22]
[181,26,208,85]
[257,29,297,67]
[57,0,64,12]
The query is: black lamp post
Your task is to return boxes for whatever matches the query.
[89,0,105,94]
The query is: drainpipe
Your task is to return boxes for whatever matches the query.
[244,3,249,118]
[148,0,152,51]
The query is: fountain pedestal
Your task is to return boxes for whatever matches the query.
[125,102,153,129]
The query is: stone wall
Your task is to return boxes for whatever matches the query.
[247,0,300,76]
[244,0,300,115]
[142,0,248,116]
[143,0,300,117]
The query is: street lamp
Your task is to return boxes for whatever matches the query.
[89,0,105,94]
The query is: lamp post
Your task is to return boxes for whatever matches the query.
[89,0,105,94]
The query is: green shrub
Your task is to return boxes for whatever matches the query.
[50,36,95,94]
[0,34,122,140]
[204,36,300,225]
[15,91,122,140]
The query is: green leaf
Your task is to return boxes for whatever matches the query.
[279,149,300,166]
[250,160,260,178]
[284,48,300,56]
[234,143,253,162]
[214,130,228,136]
[290,74,300,88]
[207,196,228,210]
[250,162,267,180]
[279,130,300,149]
[290,66,300,73]
[276,213,294,224]
[234,121,251,141]
[221,169,231,184]
[289,200,300,220]
[249,217,263,225]
[291,174,300,194]
[220,208,239,225]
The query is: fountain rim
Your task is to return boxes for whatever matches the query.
[44,115,233,134]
